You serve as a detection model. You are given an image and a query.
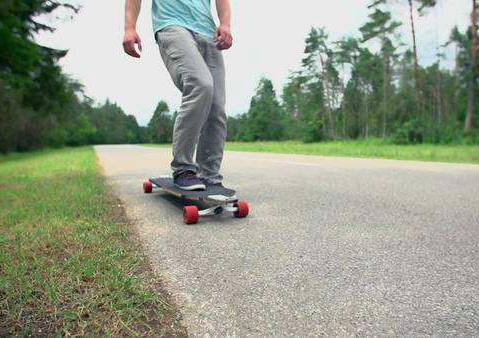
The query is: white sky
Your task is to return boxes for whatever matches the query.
[36,0,470,126]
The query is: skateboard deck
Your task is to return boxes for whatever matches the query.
[143,176,249,224]
[149,177,237,203]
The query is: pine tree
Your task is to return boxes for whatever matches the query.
[302,27,340,139]
[335,37,362,137]
[465,0,478,132]
[360,2,401,137]
[242,78,284,141]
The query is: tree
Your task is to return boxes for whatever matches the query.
[335,37,362,137]
[0,0,81,152]
[376,0,436,114]
[148,101,174,143]
[226,116,241,141]
[302,27,341,139]
[408,0,437,112]
[88,100,142,144]
[282,72,326,141]
[360,2,401,137]
[450,24,479,136]
[465,0,478,132]
[356,48,384,138]
[241,78,284,141]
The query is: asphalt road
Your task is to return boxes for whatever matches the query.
[95,145,479,336]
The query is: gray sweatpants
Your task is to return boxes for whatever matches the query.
[156,26,227,184]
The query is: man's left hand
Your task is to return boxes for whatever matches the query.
[214,25,233,50]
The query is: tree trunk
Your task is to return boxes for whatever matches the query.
[466,80,475,131]
[365,105,369,138]
[340,75,347,137]
[382,50,391,138]
[408,0,424,113]
[325,70,335,139]
[319,54,335,139]
[436,64,442,130]
[364,86,370,139]
[465,0,478,132]
[453,45,460,123]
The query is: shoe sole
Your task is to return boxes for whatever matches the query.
[174,183,206,191]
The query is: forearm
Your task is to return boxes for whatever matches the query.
[125,0,142,31]
[216,0,231,27]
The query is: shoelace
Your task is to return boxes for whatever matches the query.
[181,171,197,179]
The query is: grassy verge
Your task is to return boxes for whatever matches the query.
[226,140,479,164]
[0,147,186,337]
[143,140,479,164]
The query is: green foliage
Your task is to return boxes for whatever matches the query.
[392,119,424,144]
[360,6,401,45]
[229,4,478,145]
[46,127,68,148]
[302,115,326,143]
[66,114,97,146]
[148,101,174,143]
[416,0,438,14]
[226,115,241,141]
[2,0,478,152]
[0,1,79,152]
[449,27,475,89]
[0,1,146,152]
[301,27,341,139]
[235,78,285,141]
[86,100,144,145]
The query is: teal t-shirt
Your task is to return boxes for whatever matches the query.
[152,0,216,38]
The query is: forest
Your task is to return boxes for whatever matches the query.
[227,0,479,144]
[1,0,478,153]
[0,1,147,153]
[152,0,479,145]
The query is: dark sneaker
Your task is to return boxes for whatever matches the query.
[199,178,224,188]
[173,171,206,191]
[210,182,224,188]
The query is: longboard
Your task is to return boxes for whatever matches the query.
[143,176,249,224]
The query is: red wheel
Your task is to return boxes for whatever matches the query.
[143,181,153,193]
[183,206,199,224]
[234,200,249,218]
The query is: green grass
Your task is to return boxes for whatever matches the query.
[145,140,479,164]
[0,147,186,337]
[225,140,479,164]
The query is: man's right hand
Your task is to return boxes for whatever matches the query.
[123,29,142,58]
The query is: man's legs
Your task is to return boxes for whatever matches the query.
[195,35,228,184]
[156,26,214,176]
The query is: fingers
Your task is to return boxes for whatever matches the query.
[123,35,142,58]
[216,30,224,45]
[217,33,232,50]
[124,42,140,58]
[226,33,233,47]
[215,27,233,50]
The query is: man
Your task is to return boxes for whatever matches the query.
[123,0,232,190]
